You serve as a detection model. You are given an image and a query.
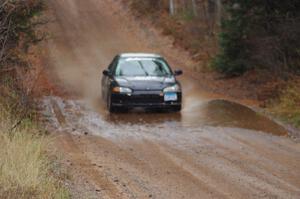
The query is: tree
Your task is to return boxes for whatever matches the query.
[0,0,44,68]
[169,0,176,15]
[191,0,198,16]
[213,0,300,76]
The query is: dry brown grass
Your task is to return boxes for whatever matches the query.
[269,79,300,128]
[0,102,69,199]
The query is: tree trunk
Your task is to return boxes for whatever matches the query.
[169,0,176,15]
[191,0,198,16]
[216,0,222,25]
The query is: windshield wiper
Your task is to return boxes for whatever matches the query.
[138,61,149,76]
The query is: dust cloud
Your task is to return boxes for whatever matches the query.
[46,0,146,100]
[45,0,287,135]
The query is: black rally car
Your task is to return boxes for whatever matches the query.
[101,53,183,112]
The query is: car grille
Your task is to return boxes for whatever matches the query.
[129,94,163,104]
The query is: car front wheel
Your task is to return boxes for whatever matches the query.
[171,105,182,112]
[107,94,116,113]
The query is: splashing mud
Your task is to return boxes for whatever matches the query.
[42,96,286,140]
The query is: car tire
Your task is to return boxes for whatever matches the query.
[107,94,116,113]
[172,105,182,112]
[119,107,129,113]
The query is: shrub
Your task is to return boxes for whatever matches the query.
[130,0,163,16]
[269,81,300,128]
[0,0,45,67]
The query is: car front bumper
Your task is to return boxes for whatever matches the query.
[111,91,182,109]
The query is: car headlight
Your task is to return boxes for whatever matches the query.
[112,86,132,94]
[163,84,181,93]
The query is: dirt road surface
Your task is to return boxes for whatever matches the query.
[41,0,300,198]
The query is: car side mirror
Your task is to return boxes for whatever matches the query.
[103,70,111,77]
[174,69,183,76]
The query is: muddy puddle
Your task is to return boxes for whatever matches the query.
[95,98,287,135]
[41,96,287,140]
[183,99,287,136]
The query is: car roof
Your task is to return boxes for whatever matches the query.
[119,53,162,58]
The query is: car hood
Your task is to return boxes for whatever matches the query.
[115,76,176,91]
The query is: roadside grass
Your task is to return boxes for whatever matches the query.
[0,97,70,199]
[269,81,300,128]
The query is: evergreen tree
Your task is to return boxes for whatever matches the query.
[213,0,300,76]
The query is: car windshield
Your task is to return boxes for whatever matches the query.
[115,58,172,77]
